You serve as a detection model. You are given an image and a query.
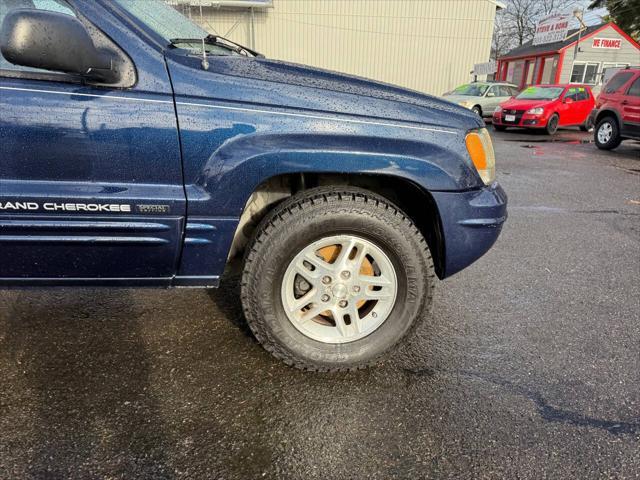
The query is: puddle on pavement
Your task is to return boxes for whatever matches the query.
[512,138,594,145]
[513,136,595,156]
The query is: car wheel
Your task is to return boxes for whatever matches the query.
[241,187,435,372]
[472,105,482,117]
[493,125,507,132]
[594,116,622,150]
[546,114,559,135]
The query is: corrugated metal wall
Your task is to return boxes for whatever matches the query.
[175,0,499,95]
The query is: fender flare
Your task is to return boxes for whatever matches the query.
[186,132,475,217]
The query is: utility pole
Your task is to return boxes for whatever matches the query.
[572,8,586,60]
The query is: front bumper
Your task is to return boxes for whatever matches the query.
[431,183,507,278]
[492,111,550,128]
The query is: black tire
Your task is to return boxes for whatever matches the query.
[241,187,435,372]
[493,124,507,132]
[472,105,482,117]
[594,116,622,150]
[546,114,559,135]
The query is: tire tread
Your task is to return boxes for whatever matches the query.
[240,186,435,372]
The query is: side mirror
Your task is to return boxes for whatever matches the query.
[564,97,574,104]
[0,9,119,84]
[486,92,495,97]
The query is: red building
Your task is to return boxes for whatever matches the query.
[496,23,640,91]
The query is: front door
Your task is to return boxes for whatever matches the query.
[621,75,640,136]
[0,0,186,282]
[484,85,502,114]
[560,87,580,125]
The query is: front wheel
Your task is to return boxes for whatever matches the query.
[241,187,435,371]
[472,105,482,117]
[594,116,622,150]
[546,114,559,135]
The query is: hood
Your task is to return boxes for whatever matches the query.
[166,53,483,132]
[500,98,557,110]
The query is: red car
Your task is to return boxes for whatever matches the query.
[589,67,640,150]
[493,84,595,135]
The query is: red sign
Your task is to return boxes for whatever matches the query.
[592,38,622,49]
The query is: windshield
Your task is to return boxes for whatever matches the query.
[516,86,564,100]
[452,83,489,96]
[113,0,237,55]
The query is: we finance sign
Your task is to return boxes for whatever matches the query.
[592,38,622,49]
[532,14,571,45]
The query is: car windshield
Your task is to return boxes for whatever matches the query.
[516,86,564,100]
[113,0,238,56]
[452,83,490,96]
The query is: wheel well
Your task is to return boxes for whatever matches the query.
[228,173,446,278]
[595,110,619,126]
[473,105,482,114]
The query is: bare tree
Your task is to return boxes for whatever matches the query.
[492,0,585,58]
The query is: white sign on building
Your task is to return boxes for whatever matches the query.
[592,37,622,49]
[473,61,497,76]
[532,14,571,46]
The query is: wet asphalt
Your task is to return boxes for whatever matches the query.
[1,129,639,480]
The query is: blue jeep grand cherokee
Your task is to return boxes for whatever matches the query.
[0,0,507,371]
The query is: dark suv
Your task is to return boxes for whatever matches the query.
[0,0,507,371]
[591,67,640,150]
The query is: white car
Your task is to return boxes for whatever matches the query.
[443,82,519,118]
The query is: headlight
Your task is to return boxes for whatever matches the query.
[527,107,544,115]
[465,128,496,185]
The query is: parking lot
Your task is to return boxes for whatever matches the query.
[0,129,638,479]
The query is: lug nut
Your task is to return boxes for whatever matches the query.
[321,294,330,302]
[353,285,361,293]
[338,300,348,308]
[341,271,351,279]
[322,276,332,284]
[372,312,377,318]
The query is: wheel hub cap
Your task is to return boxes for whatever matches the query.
[598,123,612,143]
[331,283,348,299]
[281,235,398,344]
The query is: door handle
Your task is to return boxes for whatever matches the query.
[621,100,629,105]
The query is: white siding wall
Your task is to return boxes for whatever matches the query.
[177,0,499,95]
[559,25,640,85]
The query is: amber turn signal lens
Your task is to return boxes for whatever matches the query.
[466,129,495,185]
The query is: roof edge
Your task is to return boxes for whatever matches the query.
[487,0,507,9]
[499,22,625,60]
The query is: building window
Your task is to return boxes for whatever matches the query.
[601,63,630,85]
[570,62,599,84]
[540,56,556,84]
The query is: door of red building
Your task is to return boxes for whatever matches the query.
[522,59,535,88]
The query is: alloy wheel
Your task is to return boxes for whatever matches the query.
[598,122,613,144]
[281,235,398,344]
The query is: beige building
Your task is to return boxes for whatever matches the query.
[169,0,504,95]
